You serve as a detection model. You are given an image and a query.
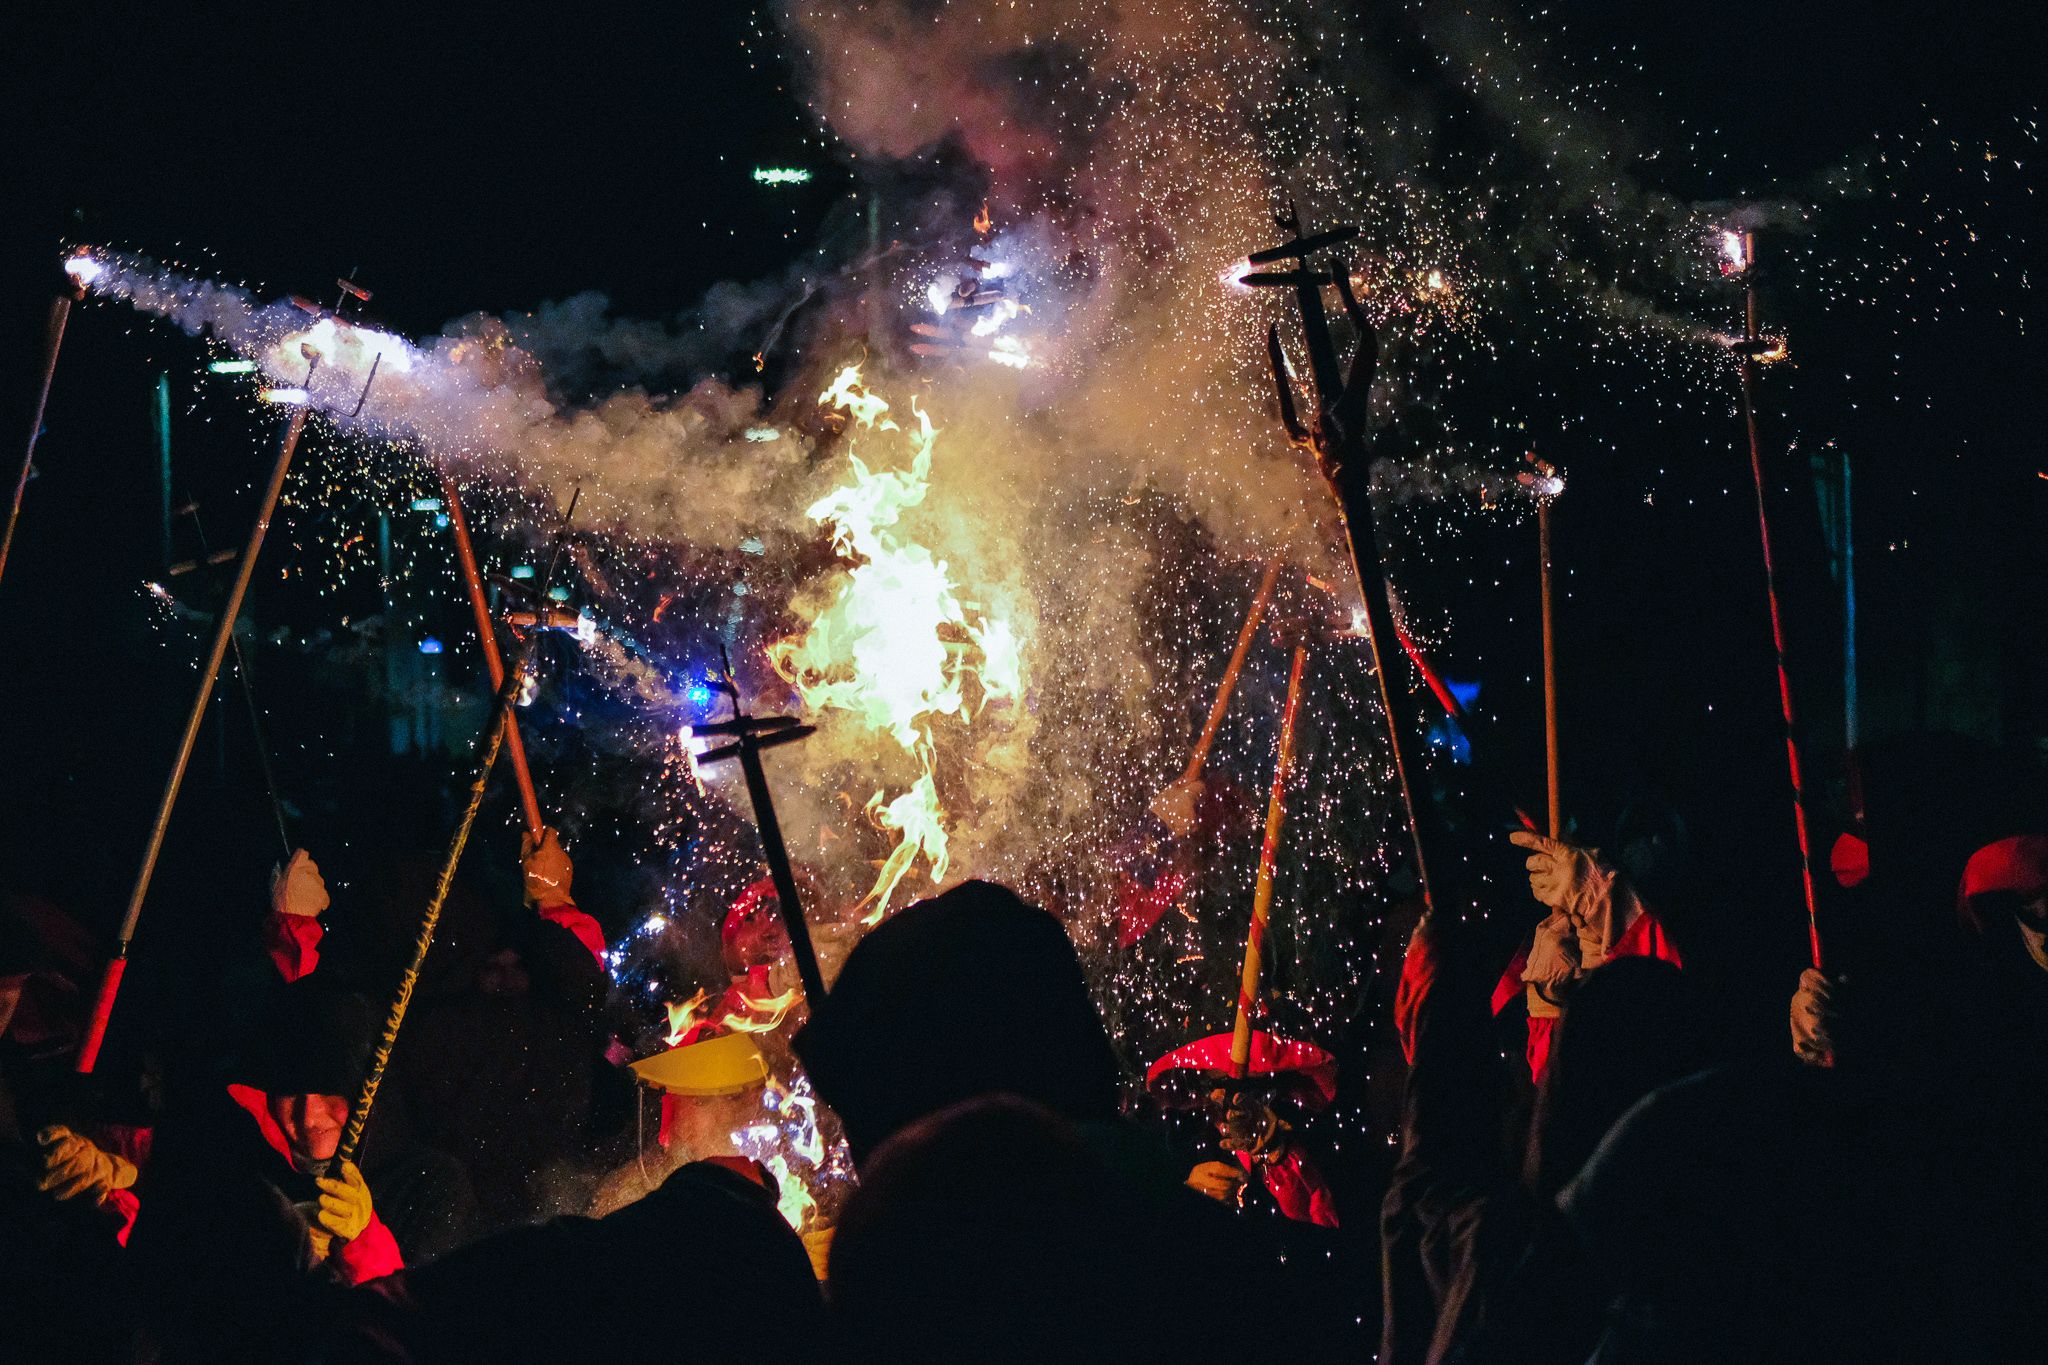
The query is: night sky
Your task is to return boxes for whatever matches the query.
[0,3,2040,1055]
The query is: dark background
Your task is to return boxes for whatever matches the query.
[0,3,2040,1060]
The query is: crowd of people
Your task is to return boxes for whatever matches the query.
[4,741,2046,1363]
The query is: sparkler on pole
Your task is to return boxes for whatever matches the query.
[77,379,317,1073]
[1150,557,1283,837]
[0,252,99,588]
[1249,208,1440,908]
[443,475,543,836]
[338,487,580,1164]
[692,659,828,1004]
[1730,230,1824,968]
[1230,647,1308,1078]
[1519,456,1566,839]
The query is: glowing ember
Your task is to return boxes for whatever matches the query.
[767,366,1023,921]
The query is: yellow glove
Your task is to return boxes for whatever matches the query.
[1186,1160,1249,1203]
[521,826,574,906]
[35,1125,138,1203]
[313,1159,376,1243]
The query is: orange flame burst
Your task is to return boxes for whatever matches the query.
[767,366,1024,923]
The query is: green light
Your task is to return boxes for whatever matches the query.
[510,565,536,580]
[410,497,443,512]
[546,585,571,602]
[752,167,812,187]
[208,359,258,374]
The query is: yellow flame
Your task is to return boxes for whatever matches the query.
[767,367,1023,923]
[663,988,713,1048]
[765,1153,819,1231]
[719,987,801,1034]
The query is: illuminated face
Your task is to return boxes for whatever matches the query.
[268,1093,350,1170]
[728,905,791,971]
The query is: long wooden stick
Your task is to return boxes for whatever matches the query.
[1230,646,1307,1079]
[77,404,311,1072]
[1539,500,1560,839]
[0,288,79,587]
[1737,232,1822,969]
[442,475,542,835]
[1186,558,1283,781]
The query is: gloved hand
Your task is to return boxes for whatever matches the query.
[521,826,574,906]
[272,849,330,919]
[1520,912,1582,1005]
[35,1125,138,1203]
[1508,831,1603,916]
[1148,773,1205,841]
[1186,1160,1249,1203]
[1216,1091,1287,1159]
[314,1159,376,1245]
[1789,967,1837,1068]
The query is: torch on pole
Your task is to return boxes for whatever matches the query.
[692,664,828,1004]
[442,474,543,836]
[1229,646,1307,1078]
[1518,455,1566,839]
[77,394,314,1073]
[338,487,581,1164]
[1,253,99,589]
[1733,230,1823,968]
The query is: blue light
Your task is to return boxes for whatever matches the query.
[547,585,570,602]
[410,497,443,512]
[685,682,715,710]
[510,565,536,580]
[418,636,444,655]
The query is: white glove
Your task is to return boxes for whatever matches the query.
[1148,774,1205,840]
[1508,831,1602,916]
[272,849,330,919]
[1789,968,1837,1068]
[1521,912,1582,1016]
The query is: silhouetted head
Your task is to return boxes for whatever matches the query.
[1527,956,1709,1198]
[828,1095,1149,1364]
[794,881,1120,1167]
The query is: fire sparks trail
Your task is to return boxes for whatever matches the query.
[768,366,1024,922]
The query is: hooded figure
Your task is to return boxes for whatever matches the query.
[1383,918,1710,1365]
[795,880,1348,1361]
[794,880,1121,1165]
[126,980,403,1362]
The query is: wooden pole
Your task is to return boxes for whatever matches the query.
[0,288,80,588]
[1737,231,1823,968]
[1539,499,1561,839]
[77,403,311,1072]
[1185,558,1283,781]
[1229,646,1307,1079]
[442,475,543,835]
[338,489,579,1160]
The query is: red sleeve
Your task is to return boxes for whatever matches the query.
[1394,922,1443,1066]
[106,1188,142,1247]
[335,1213,405,1284]
[536,901,606,965]
[262,912,324,981]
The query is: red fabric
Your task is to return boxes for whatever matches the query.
[1245,1147,1339,1228]
[1145,1030,1338,1109]
[1115,870,1187,949]
[1492,903,1683,1083]
[1395,926,1444,1066]
[224,1083,403,1285]
[537,900,607,964]
[721,878,778,943]
[1957,835,2048,934]
[1830,831,1871,888]
[262,912,325,982]
[106,1187,141,1247]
